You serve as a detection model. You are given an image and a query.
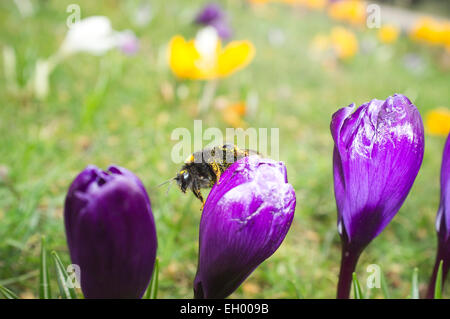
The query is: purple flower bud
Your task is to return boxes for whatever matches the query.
[195,3,232,40]
[194,156,296,299]
[427,133,450,298]
[331,94,424,298]
[64,165,157,299]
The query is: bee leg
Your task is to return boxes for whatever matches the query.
[211,162,222,185]
[192,187,205,209]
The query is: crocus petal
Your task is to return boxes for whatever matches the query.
[194,156,296,299]
[331,94,425,248]
[194,27,220,61]
[64,165,157,299]
[427,132,450,298]
[437,133,450,242]
[217,40,255,77]
[168,36,201,79]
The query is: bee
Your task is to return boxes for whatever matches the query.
[168,144,259,206]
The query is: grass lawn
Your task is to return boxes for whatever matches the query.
[1,0,450,298]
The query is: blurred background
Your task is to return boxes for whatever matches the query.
[0,0,450,298]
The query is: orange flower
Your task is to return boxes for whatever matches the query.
[425,108,450,136]
[222,102,247,128]
[168,28,255,80]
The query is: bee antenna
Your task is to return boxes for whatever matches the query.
[157,178,175,188]
[166,180,174,196]
[157,178,176,196]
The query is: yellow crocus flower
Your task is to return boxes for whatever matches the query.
[310,34,331,53]
[328,0,366,26]
[169,36,202,79]
[248,0,270,5]
[330,26,358,60]
[168,28,255,80]
[305,0,327,10]
[378,24,400,44]
[411,17,450,47]
[425,108,450,136]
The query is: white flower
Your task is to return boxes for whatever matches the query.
[60,16,137,56]
[33,16,139,99]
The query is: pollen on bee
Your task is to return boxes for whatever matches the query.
[184,154,195,163]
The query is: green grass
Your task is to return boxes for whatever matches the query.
[1,0,450,298]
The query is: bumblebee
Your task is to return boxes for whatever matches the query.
[173,144,259,205]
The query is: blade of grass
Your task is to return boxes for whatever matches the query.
[434,260,444,299]
[352,272,363,299]
[411,267,419,299]
[39,236,51,299]
[287,280,302,299]
[81,69,109,125]
[51,251,77,299]
[0,270,38,286]
[144,258,159,299]
[0,285,19,299]
[380,270,391,299]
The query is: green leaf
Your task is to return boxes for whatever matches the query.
[144,258,159,299]
[39,236,51,299]
[434,260,444,299]
[51,251,77,299]
[380,270,391,299]
[0,285,19,299]
[411,267,419,299]
[352,272,363,299]
[81,72,109,125]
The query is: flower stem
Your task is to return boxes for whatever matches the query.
[337,243,362,299]
[426,243,449,299]
[198,80,218,113]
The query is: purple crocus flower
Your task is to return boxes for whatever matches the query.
[427,133,450,298]
[195,3,224,24]
[117,30,140,56]
[195,3,232,40]
[331,94,424,298]
[64,165,157,299]
[193,156,296,299]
